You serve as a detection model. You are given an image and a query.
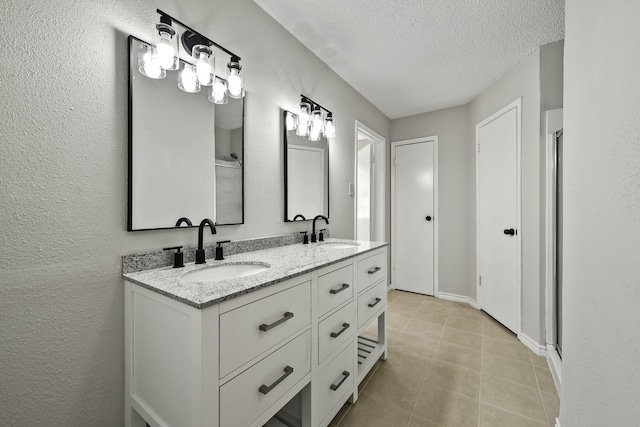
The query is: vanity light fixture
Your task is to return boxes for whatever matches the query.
[290,95,335,140]
[140,9,245,102]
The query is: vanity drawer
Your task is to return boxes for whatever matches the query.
[315,342,355,424]
[317,263,354,316]
[219,281,311,378]
[220,330,311,427]
[357,280,387,329]
[357,249,387,293]
[318,302,355,364]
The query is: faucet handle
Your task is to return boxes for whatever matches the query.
[300,231,309,245]
[318,229,327,242]
[163,246,184,268]
[215,240,231,260]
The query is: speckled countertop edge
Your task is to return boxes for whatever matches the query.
[123,238,388,309]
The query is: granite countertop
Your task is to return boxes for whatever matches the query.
[123,238,388,309]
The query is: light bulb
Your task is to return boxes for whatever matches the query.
[309,127,321,142]
[285,112,297,131]
[228,71,242,95]
[296,101,311,136]
[226,57,244,99]
[156,39,174,69]
[208,77,228,104]
[138,45,165,79]
[152,22,178,70]
[192,45,214,86]
[178,64,200,93]
[309,107,323,138]
[196,61,212,85]
[323,115,336,139]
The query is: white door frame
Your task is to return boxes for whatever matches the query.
[390,136,439,295]
[354,121,386,242]
[545,108,563,392]
[475,98,522,335]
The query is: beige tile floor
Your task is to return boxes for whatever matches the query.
[330,290,559,427]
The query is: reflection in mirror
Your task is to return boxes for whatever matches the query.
[283,110,329,222]
[128,36,244,230]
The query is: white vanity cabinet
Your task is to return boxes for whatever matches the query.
[124,245,387,427]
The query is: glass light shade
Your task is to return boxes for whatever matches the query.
[152,23,179,70]
[323,115,336,139]
[296,101,311,136]
[309,127,322,142]
[285,111,297,131]
[138,45,166,79]
[178,63,200,93]
[192,45,215,86]
[309,108,323,139]
[226,58,245,99]
[208,77,228,104]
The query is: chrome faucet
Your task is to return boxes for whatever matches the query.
[311,215,329,243]
[196,219,216,264]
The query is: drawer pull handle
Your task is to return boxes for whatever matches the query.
[368,297,382,308]
[367,266,381,275]
[330,283,350,295]
[259,312,294,332]
[330,371,350,391]
[259,366,294,395]
[330,323,351,338]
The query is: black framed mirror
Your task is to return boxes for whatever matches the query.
[128,36,244,231]
[283,110,329,222]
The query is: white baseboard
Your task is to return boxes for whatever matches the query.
[437,292,480,309]
[517,332,547,356]
[555,418,561,427]
[546,344,562,395]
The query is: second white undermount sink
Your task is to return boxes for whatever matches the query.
[182,263,270,282]
[317,242,360,249]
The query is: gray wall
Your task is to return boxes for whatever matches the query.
[389,105,472,297]
[0,0,389,424]
[560,0,640,424]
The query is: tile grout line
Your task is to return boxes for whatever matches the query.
[407,298,449,426]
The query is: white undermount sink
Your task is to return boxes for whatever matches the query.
[182,263,270,282]
[317,242,360,249]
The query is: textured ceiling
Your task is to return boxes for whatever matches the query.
[254,0,564,119]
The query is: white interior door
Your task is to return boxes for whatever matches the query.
[476,100,521,333]
[392,139,435,296]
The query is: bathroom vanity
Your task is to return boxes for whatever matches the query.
[123,239,388,427]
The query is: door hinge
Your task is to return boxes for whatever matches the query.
[393,156,397,166]
[477,143,481,153]
[479,275,482,286]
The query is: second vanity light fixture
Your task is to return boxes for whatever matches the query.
[138,9,245,104]
[286,95,336,140]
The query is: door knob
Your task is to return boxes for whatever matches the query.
[503,228,516,236]
[425,216,432,221]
